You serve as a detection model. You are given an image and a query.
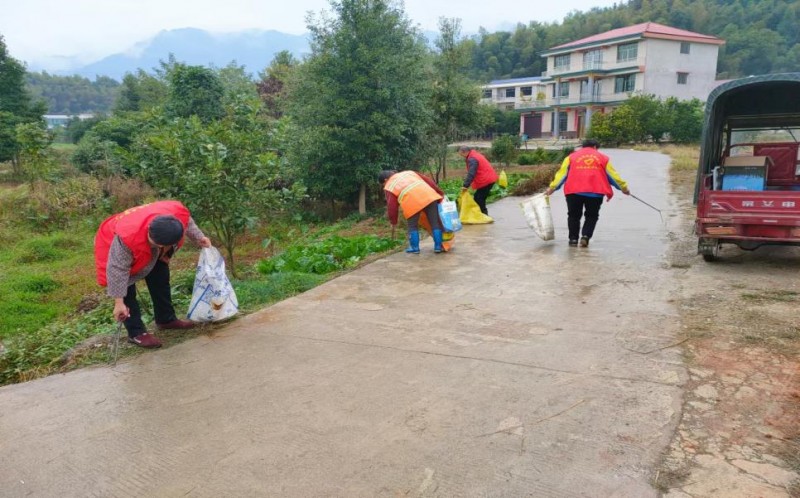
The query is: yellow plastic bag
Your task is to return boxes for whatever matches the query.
[458,190,494,224]
[498,170,508,188]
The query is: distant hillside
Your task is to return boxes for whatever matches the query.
[71,28,309,80]
[465,0,800,81]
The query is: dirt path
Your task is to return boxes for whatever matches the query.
[658,168,800,497]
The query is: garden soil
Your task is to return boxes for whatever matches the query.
[0,150,797,496]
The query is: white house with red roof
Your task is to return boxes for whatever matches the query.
[516,22,725,139]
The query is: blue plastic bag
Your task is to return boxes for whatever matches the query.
[438,196,462,232]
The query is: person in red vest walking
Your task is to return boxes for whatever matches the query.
[458,146,499,215]
[379,170,446,253]
[545,139,630,247]
[94,201,212,348]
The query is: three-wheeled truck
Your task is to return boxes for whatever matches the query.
[695,73,800,261]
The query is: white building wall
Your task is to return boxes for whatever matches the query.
[641,38,719,101]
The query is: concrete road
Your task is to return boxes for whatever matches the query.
[0,150,684,497]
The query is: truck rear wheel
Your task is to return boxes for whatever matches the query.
[698,238,720,262]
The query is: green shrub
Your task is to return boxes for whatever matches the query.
[517,153,534,165]
[16,239,64,263]
[11,274,61,294]
[517,147,565,165]
[257,235,400,275]
[490,134,518,166]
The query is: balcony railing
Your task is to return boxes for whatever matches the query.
[515,92,629,110]
[543,57,644,77]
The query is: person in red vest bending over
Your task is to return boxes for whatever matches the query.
[545,139,630,247]
[458,146,499,216]
[379,170,446,254]
[95,201,212,349]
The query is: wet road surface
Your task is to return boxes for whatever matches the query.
[0,150,684,497]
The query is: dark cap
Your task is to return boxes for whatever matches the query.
[378,170,397,183]
[581,139,600,148]
[148,215,184,245]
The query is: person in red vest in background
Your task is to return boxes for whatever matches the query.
[458,145,499,216]
[379,170,446,254]
[545,139,630,247]
[94,201,212,348]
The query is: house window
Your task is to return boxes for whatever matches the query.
[554,54,571,70]
[583,50,603,69]
[482,89,492,99]
[505,88,515,98]
[614,74,636,93]
[677,72,689,85]
[521,86,533,96]
[552,82,570,98]
[616,42,638,62]
[680,42,691,54]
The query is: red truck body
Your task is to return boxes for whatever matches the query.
[694,74,800,260]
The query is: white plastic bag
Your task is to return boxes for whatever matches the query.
[438,196,462,232]
[520,193,555,241]
[187,247,239,322]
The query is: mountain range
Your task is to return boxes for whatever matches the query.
[42,28,311,80]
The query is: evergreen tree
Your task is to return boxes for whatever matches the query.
[287,0,432,213]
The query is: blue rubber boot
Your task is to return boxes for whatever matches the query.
[405,230,420,254]
[433,229,444,253]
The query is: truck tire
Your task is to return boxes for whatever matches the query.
[698,238,720,262]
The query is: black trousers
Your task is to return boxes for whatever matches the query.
[122,260,177,338]
[473,183,495,215]
[406,201,442,232]
[565,194,604,241]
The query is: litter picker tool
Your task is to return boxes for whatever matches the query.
[630,194,664,223]
[112,320,122,366]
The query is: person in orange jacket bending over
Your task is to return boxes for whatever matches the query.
[94,200,212,349]
[379,170,446,254]
[457,145,499,216]
[545,139,630,247]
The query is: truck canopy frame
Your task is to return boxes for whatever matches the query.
[695,73,800,202]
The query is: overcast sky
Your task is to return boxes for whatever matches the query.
[1,0,620,67]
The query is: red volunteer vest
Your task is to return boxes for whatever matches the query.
[563,148,614,199]
[94,201,191,286]
[465,151,499,189]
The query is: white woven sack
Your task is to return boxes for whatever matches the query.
[187,247,239,322]
[520,193,555,241]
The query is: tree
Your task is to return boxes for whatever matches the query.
[125,97,301,275]
[166,64,224,122]
[64,115,104,144]
[0,36,46,172]
[25,72,120,114]
[216,61,259,107]
[426,18,487,182]
[257,51,299,119]
[666,97,704,143]
[287,0,432,214]
[624,94,669,143]
[114,70,168,113]
[15,122,54,189]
